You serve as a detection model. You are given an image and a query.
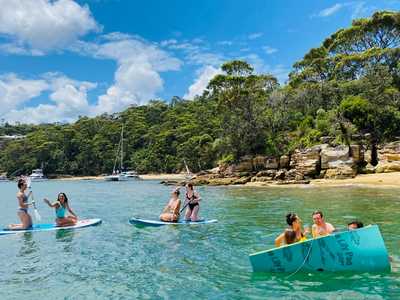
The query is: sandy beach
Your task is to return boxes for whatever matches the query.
[247,172,400,188]
[54,172,400,188]
[138,173,187,180]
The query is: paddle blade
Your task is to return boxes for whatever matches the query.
[25,176,32,189]
[33,208,41,222]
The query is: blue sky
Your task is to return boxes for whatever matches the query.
[0,0,399,124]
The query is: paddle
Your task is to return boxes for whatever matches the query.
[179,200,191,214]
[26,177,42,222]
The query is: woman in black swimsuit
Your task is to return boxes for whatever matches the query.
[184,183,201,221]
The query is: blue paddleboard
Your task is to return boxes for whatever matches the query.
[129,217,218,227]
[0,218,102,235]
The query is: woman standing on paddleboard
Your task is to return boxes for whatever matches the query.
[44,193,78,227]
[184,183,201,222]
[159,188,181,222]
[8,178,33,230]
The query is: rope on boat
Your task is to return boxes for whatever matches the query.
[286,239,314,279]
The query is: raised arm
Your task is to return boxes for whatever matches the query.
[43,198,59,208]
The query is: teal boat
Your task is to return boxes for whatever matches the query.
[249,225,391,273]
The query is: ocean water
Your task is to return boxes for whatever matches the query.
[0,180,399,299]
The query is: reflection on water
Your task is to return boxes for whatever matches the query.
[17,233,38,257]
[56,229,75,252]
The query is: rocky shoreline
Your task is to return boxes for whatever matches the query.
[162,141,400,187]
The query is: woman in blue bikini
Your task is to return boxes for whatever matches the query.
[44,192,78,227]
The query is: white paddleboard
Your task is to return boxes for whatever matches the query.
[0,218,102,235]
[129,217,217,227]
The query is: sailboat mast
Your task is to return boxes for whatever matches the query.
[121,125,124,171]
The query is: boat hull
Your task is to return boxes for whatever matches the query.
[249,225,390,273]
[104,175,128,181]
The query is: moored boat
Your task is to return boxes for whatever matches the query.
[249,225,391,273]
[103,125,129,182]
[29,169,47,181]
[121,170,139,179]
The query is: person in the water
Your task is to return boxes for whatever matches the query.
[348,220,364,230]
[44,193,78,227]
[159,188,181,222]
[275,213,307,247]
[7,178,33,230]
[311,210,335,238]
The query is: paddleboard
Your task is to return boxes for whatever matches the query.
[129,217,217,227]
[0,218,102,235]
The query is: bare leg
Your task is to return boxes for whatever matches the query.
[160,213,178,222]
[185,207,192,221]
[8,212,32,230]
[56,217,76,227]
[67,216,78,224]
[190,205,200,222]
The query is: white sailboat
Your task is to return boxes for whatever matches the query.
[104,126,129,181]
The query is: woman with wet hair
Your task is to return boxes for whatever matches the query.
[275,213,307,247]
[44,192,78,227]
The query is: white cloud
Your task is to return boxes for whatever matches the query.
[248,32,264,40]
[0,73,97,124]
[72,36,182,114]
[263,46,278,55]
[184,66,222,99]
[0,74,49,115]
[0,0,100,54]
[317,4,344,17]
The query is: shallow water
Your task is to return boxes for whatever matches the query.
[0,180,399,299]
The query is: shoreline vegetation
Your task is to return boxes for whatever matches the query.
[1,11,399,183]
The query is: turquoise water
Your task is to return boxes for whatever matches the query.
[1,180,399,299]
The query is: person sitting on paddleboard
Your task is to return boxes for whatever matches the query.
[311,210,335,238]
[275,213,307,247]
[184,183,201,222]
[7,178,33,230]
[44,193,78,227]
[159,188,181,222]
